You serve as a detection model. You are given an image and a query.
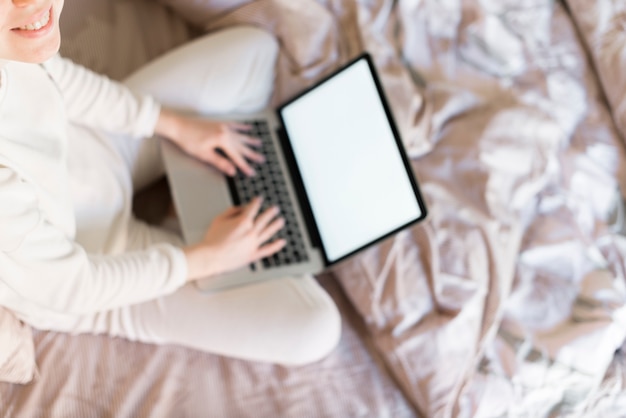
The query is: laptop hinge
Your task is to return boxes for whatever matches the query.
[276,127,323,250]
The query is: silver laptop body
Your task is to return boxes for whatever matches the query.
[161,109,325,292]
[161,53,428,293]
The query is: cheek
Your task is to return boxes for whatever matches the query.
[55,0,65,17]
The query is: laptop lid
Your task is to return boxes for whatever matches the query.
[276,53,428,266]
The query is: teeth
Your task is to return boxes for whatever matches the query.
[19,11,50,31]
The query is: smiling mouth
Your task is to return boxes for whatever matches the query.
[12,8,52,32]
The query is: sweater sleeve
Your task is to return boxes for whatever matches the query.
[0,166,187,315]
[41,55,161,139]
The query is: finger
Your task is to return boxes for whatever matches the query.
[258,216,286,244]
[214,207,242,225]
[240,134,262,147]
[223,145,256,177]
[256,239,287,259]
[219,206,242,219]
[254,205,281,232]
[206,151,237,176]
[240,145,265,164]
[242,197,263,221]
[229,122,253,132]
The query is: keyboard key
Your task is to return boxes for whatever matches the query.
[227,119,308,268]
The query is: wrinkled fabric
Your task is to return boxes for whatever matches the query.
[193,0,626,415]
[566,0,626,150]
[0,307,36,385]
[4,0,626,416]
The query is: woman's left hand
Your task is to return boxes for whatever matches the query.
[155,107,265,177]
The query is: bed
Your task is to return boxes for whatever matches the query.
[2,0,626,416]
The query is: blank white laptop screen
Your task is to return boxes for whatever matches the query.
[280,59,423,263]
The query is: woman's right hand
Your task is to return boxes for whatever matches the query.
[183,197,286,282]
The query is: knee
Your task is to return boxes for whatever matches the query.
[281,296,342,367]
[226,26,280,112]
[223,25,279,76]
[244,26,280,90]
[235,26,279,63]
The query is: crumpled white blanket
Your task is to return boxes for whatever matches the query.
[186,0,626,416]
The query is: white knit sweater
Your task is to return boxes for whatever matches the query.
[0,56,187,320]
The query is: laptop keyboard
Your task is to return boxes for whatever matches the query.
[226,120,309,269]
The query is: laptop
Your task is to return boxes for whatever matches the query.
[161,52,428,292]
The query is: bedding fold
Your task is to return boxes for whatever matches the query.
[5,0,626,416]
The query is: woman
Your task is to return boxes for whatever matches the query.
[0,0,340,365]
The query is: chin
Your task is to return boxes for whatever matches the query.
[36,44,60,63]
[5,19,62,63]
[20,38,61,64]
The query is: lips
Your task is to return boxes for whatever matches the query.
[11,7,53,32]
[15,10,51,31]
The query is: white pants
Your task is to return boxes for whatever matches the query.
[59,27,341,366]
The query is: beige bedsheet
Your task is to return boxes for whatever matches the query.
[566,0,626,149]
[193,0,626,416]
[3,0,626,416]
[0,275,415,417]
